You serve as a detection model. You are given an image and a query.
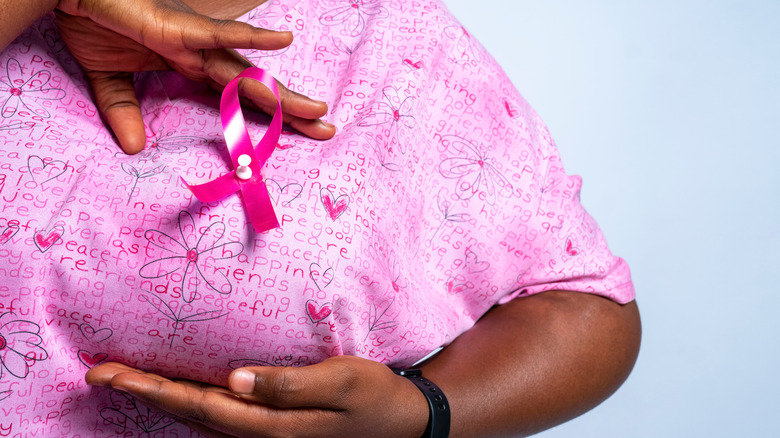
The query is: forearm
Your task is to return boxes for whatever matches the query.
[421,291,641,438]
[0,0,58,52]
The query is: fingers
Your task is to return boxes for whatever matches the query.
[200,49,327,118]
[88,363,261,433]
[184,17,294,51]
[174,419,236,438]
[228,356,390,410]
[242,77,335,137]
[62,0,293,51]
[150,1,295,51]
[109,373,238,421]
[85,362,144,386]
[85,359,424,438]
[173,378,236,396]
[62,0,336,142]
[240,82,336,140]
[103,369,329,438]
[86,71,146,154]
[284,116,337,141]
[86,362,243,437]
[196,49,336,140]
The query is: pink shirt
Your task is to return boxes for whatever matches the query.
[0,0,633,435]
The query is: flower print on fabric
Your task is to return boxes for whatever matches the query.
[319,0,389,36]
[139,211,244,303]
[364,295,398,342]
[246,44,290,62]
[143,133,201,157]
[332,36,356,55]
[429,188,469,242]
[228,355,304,369]
[114,132,204,163]
[240,8,292,60]
[442,25,485,64]
[0,312,49,381]
[0,58,65,119]
[115,133,209,202]
[121,162,165,203]
[357,86,416,155]
[100,391,176,435]
[366,243,408,293]
[0,120,33,131]
[243,10,290,60]
[438,135,513,205]
[368,132,401,172]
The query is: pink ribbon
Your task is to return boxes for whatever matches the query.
[182,67,282,232]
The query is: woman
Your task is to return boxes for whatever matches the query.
[0,0,640,436]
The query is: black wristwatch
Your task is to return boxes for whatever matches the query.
[397,369,450,438]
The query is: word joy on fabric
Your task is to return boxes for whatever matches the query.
[182,67,283,232]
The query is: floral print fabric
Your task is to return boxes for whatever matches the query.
[0,0,633,435]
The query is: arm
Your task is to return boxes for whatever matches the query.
[87,291,640,438]
[0,0,57,50]
[421,291,641,437]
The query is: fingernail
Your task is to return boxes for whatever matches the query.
[231,370,256,394]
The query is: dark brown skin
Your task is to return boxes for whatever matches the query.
[85,291,640,438]
[1,0,335,155]
[58,0,337,154]
[0,0,58,50]
[422,291,641,437]
[182,0,269,20]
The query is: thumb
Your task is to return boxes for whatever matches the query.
[228,357,373,409]
[86,71,146,154]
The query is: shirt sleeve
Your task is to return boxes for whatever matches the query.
[498,112,635,305]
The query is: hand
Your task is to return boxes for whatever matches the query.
[55,0,336,154]
[85,357,428,438]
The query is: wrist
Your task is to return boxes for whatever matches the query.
[394,371,430,438]
[397,369,451,438]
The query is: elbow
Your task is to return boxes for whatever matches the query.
[579,296,642,408]
[546,292,643,424]
[607,299,642,392]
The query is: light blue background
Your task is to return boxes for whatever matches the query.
[444,0,780,436]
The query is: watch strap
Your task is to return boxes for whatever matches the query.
[397,368,450,438]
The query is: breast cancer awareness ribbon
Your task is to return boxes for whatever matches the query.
[181,67,282,233]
